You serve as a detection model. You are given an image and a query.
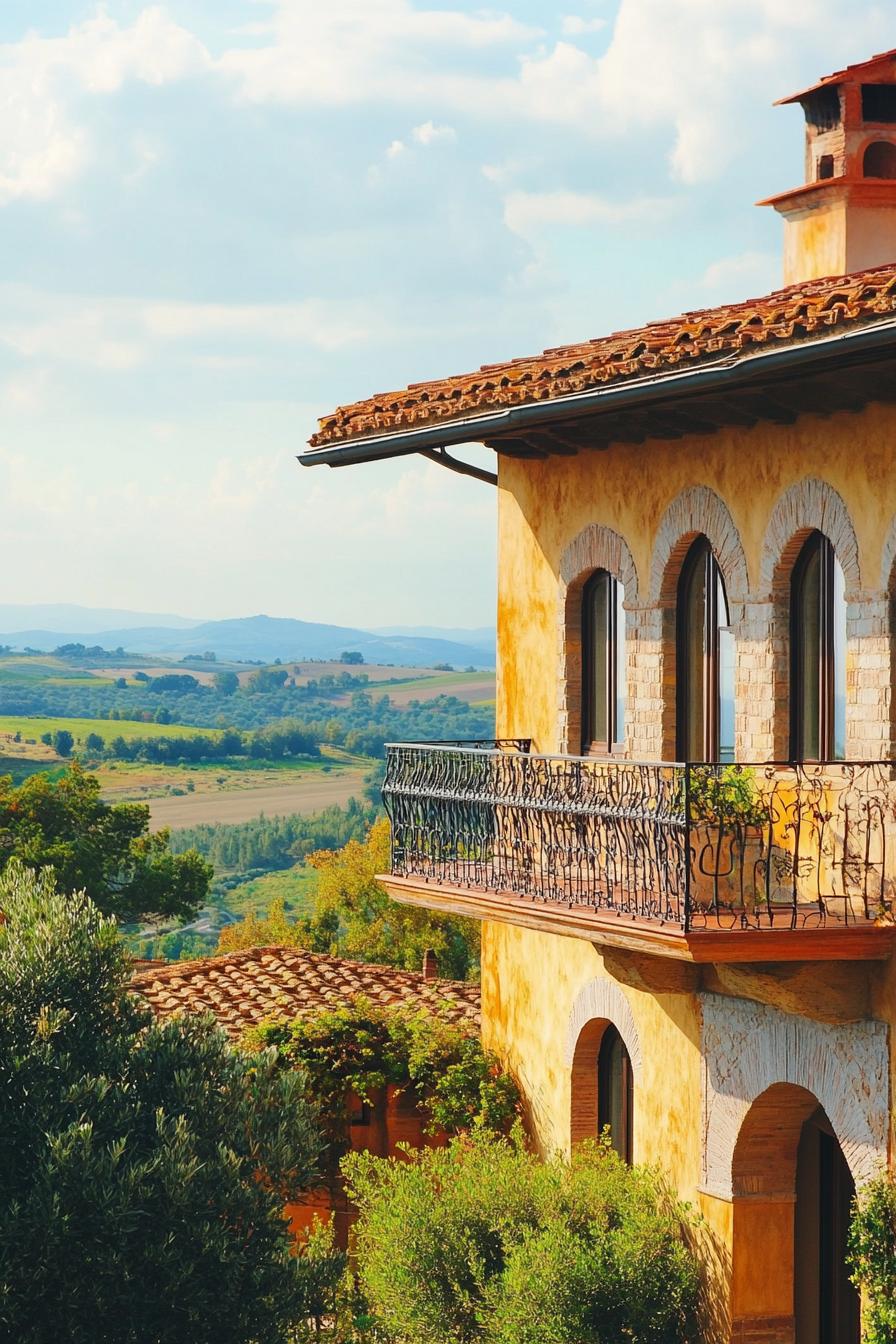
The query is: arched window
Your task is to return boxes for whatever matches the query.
[597,1025,633,1163]
[791,531,846,761]
[863,140,896,179]
[676,537,735,762]
[582,570,626,754]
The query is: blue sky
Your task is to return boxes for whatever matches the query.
[0,2,892,628]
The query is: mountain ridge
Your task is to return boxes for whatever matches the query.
[0,613,495,669]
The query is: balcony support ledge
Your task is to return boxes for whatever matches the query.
[380,875,896,964]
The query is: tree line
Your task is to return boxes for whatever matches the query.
[169,798,376,873]
[8,684,494,758]
[50,720,322,765]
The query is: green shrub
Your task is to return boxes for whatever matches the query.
[344,1129,700,1344]
[848,1170,896,1343]
[253,998,519,1182]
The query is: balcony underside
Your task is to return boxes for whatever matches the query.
[382,874,896,963]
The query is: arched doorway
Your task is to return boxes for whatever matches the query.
[731,1083,859,1343]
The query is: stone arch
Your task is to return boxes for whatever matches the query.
[729,1082,864,1339]
[700,993,888,1200]
[864,139,896,179]
[566,977,643,1149]
[559,522,640,600]
[647,487,748,757]
[759,477,861,600]
[649,485,749,607]
[759,478,863,756]
[557,524,639,754]
[564,977,643,1073]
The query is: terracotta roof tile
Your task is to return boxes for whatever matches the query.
[131,946,481,1041]
[309,264,896,449]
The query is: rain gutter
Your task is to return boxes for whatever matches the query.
[298,316,896,475]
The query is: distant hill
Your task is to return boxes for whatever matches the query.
[0,603,202,633]
[370,625,495,653]
[0,614,494,670]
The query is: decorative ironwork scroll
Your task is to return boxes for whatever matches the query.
[686,761,896,930]
[384,746,896,933]
[384,742,688,924]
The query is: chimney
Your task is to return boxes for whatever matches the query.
[422,949,439,982]
[759,49,896,285]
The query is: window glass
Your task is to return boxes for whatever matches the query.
[677,537,732,762]
[597,1025,633,1164]
[718,570,735,763]
[796,540,822,761]
[791,532,845,761]
[615,578,627,749]
[582,571,625,753]
[833,554,846,760]
[682,544,707,761]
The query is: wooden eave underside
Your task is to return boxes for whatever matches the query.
[381,875,896,964]
[479,356,896,462]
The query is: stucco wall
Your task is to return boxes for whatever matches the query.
[486,402,896,1340]
[496,401,896,761]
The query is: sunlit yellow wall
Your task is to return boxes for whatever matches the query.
[483,401,896,1339]
[495,402,896,754]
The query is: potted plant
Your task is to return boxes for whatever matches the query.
[687,765,769,912]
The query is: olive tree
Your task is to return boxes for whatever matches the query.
[0,862,325,1344]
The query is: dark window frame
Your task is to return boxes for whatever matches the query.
[861,84,896,124]
[597,1024,633,1164]
[676,537,732,763]
[790,531,837,762]
[581,569,624,755]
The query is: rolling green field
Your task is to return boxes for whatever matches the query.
[0,715,221,744]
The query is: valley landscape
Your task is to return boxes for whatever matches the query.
[0,603,496,960]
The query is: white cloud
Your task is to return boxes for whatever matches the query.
[0,7,209,205]
[593,0,894,183]
[386,139,407,159]
[143,298,371,351]
[504,188,669,238]
[700,250,779,300]
[219,0,541,106]
[561,16,607,36]
[412,121,457,146]
[0,288,374,371]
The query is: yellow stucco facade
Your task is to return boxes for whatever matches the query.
[479,403,896,1342]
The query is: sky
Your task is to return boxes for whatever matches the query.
[0,2,893,629]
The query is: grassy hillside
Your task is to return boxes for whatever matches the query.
[0,715,221,744]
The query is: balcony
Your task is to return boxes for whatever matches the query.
[381,742,896,963]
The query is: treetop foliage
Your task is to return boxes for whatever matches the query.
[216,817,479,980]
[0,861,324,1344]
[0,765,212,923]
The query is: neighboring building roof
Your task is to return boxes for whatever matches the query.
[131,946,481,1040]
[776,47,896,105]
[307,263,896,452]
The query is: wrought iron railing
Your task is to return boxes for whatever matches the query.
[382,744,896,931]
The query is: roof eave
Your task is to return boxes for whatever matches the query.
[300,316,896,469]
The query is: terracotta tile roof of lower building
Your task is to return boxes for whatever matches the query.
[131,946,481,1040]
[308,263,896,448]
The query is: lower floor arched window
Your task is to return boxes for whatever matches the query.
[597,1025,633,1163]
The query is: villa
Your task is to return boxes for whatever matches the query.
[301,51,896,1344]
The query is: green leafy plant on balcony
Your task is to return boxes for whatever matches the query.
[687,764,769,828]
